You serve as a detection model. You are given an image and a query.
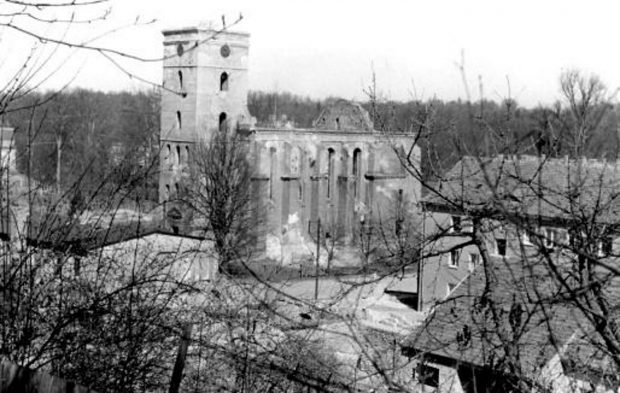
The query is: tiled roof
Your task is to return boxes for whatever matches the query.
[26,214,205,255]
[423,155,620,225]
[402,255,618,380]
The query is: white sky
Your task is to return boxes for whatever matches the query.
[2,0,620,107]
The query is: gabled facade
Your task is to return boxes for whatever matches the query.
[419,155,620,310]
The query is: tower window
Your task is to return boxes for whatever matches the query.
[185,146,190,164]
[219,112,227,132]
[220,72,229,91]
[176,111,182,129]
[335,117,340,130]
[178,70,183,90]
[176,145,181,165]
[165,184,170,200]
[166,144,171,163]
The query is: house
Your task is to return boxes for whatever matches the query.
[27,218,217,281]
[405,154,620,391]
[418,154,620,310]
[402,254,618,393]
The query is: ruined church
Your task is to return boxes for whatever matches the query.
[158,22,420,260]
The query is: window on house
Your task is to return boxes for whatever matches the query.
[335,117,340,130]
[166,144,171,163]
[450,216,462,233]
[598,237,613,257]
[543,228,555,249]
[178,70,183,90]
[185,146,190,164]
[219,112,227,132]
[469,253,480,272]
[449,250,460,267]
[415,364,439,388]
[176,111,182,129]
[495,238,507,256]
[521,230,532,246]
[176,145,181,165]
[220,72,229,91]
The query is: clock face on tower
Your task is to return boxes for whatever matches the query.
[220,44,231,58]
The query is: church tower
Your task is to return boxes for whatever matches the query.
[159,21,252,203]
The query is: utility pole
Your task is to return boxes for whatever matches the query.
[315,218,320,301]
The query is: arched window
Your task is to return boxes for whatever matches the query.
[269,147,277,200]
[220,72,229,91]
[178,70,183,90]
[176,145,181,165]
[166,144,171,164]
[219,112,227,132]
[176,111,182,129]
[327,148,335,198]
[185,146,190,164]
[352,148,361,197]
[290,147,300,175]
[335,117,340,130]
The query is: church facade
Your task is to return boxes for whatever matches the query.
[159,23,420,262]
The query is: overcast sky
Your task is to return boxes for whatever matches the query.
[2,0,620,107]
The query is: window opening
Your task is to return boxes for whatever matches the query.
[176,111,182,129]
[352,148,361,197]
[327,148,335,198]
[415,364,439,388]
[451,216,462,233]
[219,112,227,132]
[220,72,229,91]
[469,253,480,272]
[449,250,459,267]
[496,238,507,256]
[269,147,276,200]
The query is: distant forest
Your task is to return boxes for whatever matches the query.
[4,87,620,201]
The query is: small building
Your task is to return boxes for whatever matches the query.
[418,155,620,310]
[402,254,618,393]
[27,219,217,281]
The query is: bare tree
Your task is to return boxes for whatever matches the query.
[185,131,258,269]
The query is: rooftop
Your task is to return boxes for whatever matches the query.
[402,254,619,385]
[423,155,620,226]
